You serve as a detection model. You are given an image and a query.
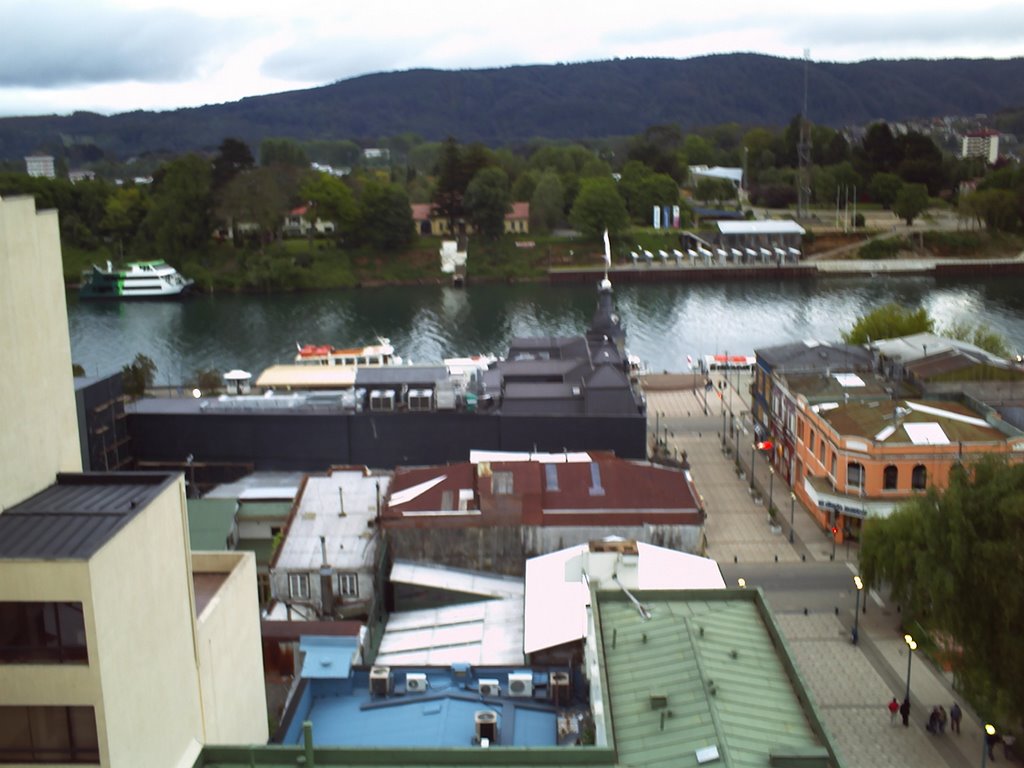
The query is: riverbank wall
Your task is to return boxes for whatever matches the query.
[548,256,1024,283]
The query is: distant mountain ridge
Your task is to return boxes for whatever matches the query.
[2,54,1023,161]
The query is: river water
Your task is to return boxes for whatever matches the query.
[67,275,1024,384]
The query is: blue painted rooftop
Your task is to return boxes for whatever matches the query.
[278,666,586,749]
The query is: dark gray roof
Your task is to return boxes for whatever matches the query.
[496,359,581,379]
[354,366,448,387]
[755,341,873,372]
[0,472,177,560]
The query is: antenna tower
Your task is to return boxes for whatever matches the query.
[797,49,812,218]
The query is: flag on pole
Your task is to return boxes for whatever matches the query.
[603,228,611,268]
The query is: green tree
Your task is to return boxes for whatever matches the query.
[300,172,359,237]
[682,134,715,166]
[529,171,565,233]
[627,124,685,181]
[432,137,468,232]
[842,303,933,344]
[892,183,929,225]
[942,321,1012,358]
[100,186,148,258]
[569,177,628,237]
[860,456,1024,726]
[960,189,1020,232]
[212,138,255,189]
[358,181,414,251]
[637,174,681,218]
[868,172,904,209]
[121,353,156,397]
[694,178,734,205]
[260,138,308,167]
[464,167,511,240]
[217,166,299,249]
[137,154,213,259]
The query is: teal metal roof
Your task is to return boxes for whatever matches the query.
[187,499,237,551]
[237,500,293,521]
[237,538,276,567]
[595,589,837,768]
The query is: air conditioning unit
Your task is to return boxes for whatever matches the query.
[405,672,428,693]
[549,671,570,703]
[369,665,391,696]
[508,672,533,698]
[477,678,500,697]
[474,710,498,743]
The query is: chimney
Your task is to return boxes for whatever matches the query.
[319,535,334,618]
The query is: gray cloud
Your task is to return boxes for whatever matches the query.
[261,36,424,84]
[781,6,1024,51]
[0,2,260,87]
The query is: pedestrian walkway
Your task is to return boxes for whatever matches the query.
[644,377,985,768]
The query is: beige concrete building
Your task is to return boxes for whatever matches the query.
[0,194,268,766]
[0,195,82,510]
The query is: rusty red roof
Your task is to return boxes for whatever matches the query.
[382,454,701,530]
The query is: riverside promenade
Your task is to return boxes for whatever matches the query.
[643,373,996,768]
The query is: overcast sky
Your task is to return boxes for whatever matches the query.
[1,0,1021,117]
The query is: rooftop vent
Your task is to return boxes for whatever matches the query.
[369,666,391,696]
[475,710,498,744]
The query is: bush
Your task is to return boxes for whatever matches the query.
[859,237,904,260]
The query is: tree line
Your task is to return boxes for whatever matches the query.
[2,118,1022,288]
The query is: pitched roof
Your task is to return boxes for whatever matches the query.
[383,455,701,529]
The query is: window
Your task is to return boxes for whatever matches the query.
[883,465,898,490]
[0,705,98,764]
[912,465,927,490]
[818,441,825,465]
[830,453,837,479]
[544,464,559,491]
[847,462,864,490]
[336,573,358,598]
[492,472,514,495]
[797,419,804,442]
[288,573,310,601]
[0,603,87,664]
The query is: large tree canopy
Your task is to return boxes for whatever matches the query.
[860,456,1024,726]
[841,303,933,344]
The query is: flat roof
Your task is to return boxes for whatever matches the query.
[0,472,176,560]
[280,667,575,749]
[524,543,724,654]
[256,365,357,389]
[718,220,806,235]
[596,589,835,768]
[186,499,237,551]
[819,399,1004,444]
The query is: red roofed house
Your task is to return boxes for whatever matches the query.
[283,204,336,237]
[409,202,530,237]
[381,450,705,575]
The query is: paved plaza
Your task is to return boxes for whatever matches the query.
[644,376,996,768]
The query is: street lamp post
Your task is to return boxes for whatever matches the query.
[982,723,997,768]
[750,442,757,491]
[789,492,796,543]
[852,576,863,644]
[904,634,917,701]
[722,407,727,450]
[768,466,775,515]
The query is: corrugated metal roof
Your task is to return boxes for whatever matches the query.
[0,473,174,559]
[354,366,447,386]
[598,590,832,768]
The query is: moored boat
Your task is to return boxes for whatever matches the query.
[294,338,402,367]
[80,260,193,299]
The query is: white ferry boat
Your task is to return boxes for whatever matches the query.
[293,338,402,367]
[80,260,194,299]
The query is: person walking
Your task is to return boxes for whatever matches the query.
[888,697,900,725]
[900,697,911,727]
[950,702,962,734]
[938,706,948,734]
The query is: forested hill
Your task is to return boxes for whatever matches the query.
[3,54,1024,160]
